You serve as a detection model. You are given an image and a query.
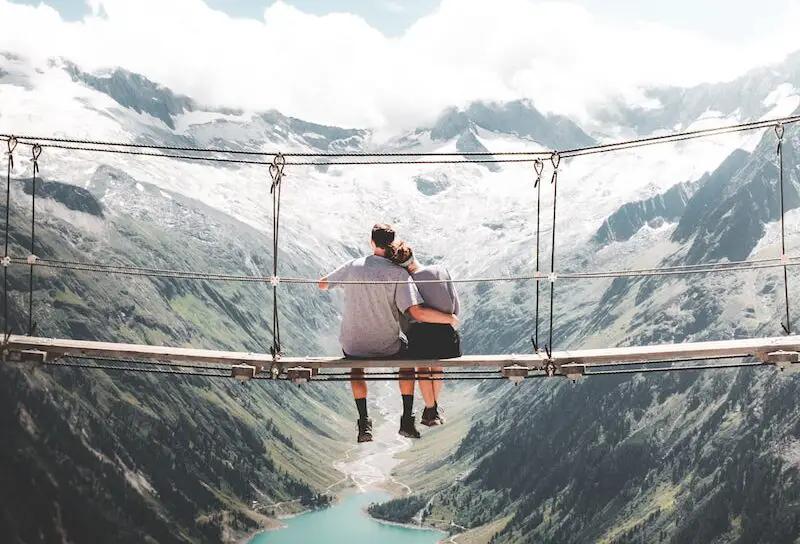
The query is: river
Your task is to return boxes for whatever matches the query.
[250,382,446,544]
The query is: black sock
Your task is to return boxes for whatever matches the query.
[402,395,414,418]
[355,398,368,420]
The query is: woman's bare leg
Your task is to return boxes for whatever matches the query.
[418,367,436,408]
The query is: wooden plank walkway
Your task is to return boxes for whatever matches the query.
[5,334,800,371]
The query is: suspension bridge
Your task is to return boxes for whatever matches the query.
[1,114,799,384]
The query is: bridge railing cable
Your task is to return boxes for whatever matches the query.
[3,113,800,163]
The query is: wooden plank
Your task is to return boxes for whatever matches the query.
[555,336,800,365]
[5,334,800,371]
[4,335,543,369]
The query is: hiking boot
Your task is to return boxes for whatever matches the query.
[420,406,442,427]
[357,418,373,443]
[398,414,421,439]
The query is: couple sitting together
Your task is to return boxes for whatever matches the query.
[318,224,461,443]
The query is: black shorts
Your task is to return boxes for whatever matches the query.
[343,338,408,360]
[406,323,461,360]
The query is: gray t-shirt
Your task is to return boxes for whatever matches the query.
[326,255,422,357]
[411,265,460,316]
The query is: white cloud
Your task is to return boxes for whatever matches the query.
[1,0,800,131]
[382,1,407,14]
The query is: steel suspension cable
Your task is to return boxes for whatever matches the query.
[533,159,544,351]
[269,154,285,360]
[547,153,561,353]
[27,144,41,336]
[775,125,792,334]
[2,137,16,334]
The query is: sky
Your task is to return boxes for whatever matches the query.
[3,0,800,130]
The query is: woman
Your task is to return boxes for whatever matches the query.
[389,242,461,427]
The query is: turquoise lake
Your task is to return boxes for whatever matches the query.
[249,492,445,544]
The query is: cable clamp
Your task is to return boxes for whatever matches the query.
[550,151,561,170]
[775,124,785,141]
[269,276,280,287]
[781,254,789,265]
[31,144,42,175]
[1,256,9,267]
[27,255,38,265]
[548,272,557,283]
[269,153,286,193]
[6,136,17,169]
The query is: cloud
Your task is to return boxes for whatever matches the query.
[1,0,800,131]
[382,1,406,14]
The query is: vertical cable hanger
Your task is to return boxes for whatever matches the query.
[268,153,286,376]
[775,124,792,335]
[531,158,544,353]
[27,144,42,336]
[3,137,16,335]
[547,152,561,358]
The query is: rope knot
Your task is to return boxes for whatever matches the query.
[6,136,17,169]
[550,152,560,184]
[533,158,544,188]
[31,144,42,175]
[269,153,286,194]
[550,151,561,170]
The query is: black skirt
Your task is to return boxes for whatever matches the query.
[406,323,461,360]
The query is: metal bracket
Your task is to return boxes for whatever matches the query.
[232,364,257,381]
[287,366,313,385]
[765,350,800,374]
[501,364,529,384]
[560,362,585,383]
[4,349,47,370]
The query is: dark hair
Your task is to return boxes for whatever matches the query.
[371,223,395,248]
[388,241,414,267]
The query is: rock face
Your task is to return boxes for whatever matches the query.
[593,181,695,246]
[375,90,800,544]
[1,172,351,544]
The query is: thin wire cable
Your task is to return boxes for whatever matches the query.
[0,141,546,167]
[7,254,799,285]
[533,159,543,350]
[560,114,800,159]
[269,155,285,359]
[39,359,514,381]
[3,137,15,334]
[0,133,547,158]
[775,125,792,334]
[49,359,232,378]
[27,144,41,336]
[578,353,754,369]
[586,360,765,376]
[548,153,561,352]
[5,113,800,161]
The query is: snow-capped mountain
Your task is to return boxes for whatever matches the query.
[5,46,800,543]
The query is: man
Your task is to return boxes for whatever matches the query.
[318,224,459,444]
